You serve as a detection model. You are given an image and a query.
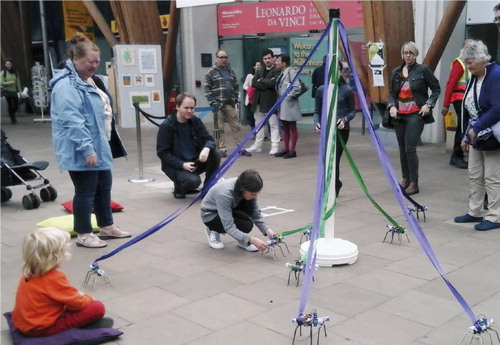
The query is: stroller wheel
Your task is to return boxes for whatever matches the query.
[41,187,57,202]
[1,187,13,202]
[22,194,40,210]
[48,186,57,201]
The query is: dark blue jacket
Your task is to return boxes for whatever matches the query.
[156,114,216,173]
[461,62,500,135]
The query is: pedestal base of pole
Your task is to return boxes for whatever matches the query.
[300,238,358,267]
[128,177,155,183]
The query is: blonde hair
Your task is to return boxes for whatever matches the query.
[69,33,99,61]
[22,227,71,278]
[401,41,419,59]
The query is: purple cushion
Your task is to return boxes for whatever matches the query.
[3,312,123,345]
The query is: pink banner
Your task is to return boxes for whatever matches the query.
[218,1,363,36]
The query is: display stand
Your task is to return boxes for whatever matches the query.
[128,106,154,183]
[299,10,358,267]
[32,63,50,123]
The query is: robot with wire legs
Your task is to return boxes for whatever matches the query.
[300,227,312,244]
[407,204,428,222]
[84,263,112,289]
[261,235,290,260]
[458,316,500,345]
[383,224,410,245]
[291,310,330,345]
[285,260,318,287]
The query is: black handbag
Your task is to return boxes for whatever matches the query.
[422,112,435,124]
[382,111,395,129]
[474,131,500,151]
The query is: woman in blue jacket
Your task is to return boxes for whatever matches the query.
[50,33,129,248]
[454,40,500,231]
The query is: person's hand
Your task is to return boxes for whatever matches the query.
[467,128,477,140]
[419,104,431,116]
[266,229,277,239]
[199,147,210,163]
[182,162,196,172]
[389,106,398,118]
[249,236,268,251]
[337,119,345,130]
[85,153,97,167]
[461,138,469,152]
[441,106,449,117]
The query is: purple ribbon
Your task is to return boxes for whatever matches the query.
[338,21,476,324]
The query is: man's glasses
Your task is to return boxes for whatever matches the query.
[494,16,500,22]
[217,56,229,59]
[403,51,415,56]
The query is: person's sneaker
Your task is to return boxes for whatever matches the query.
[474,220,500,231]
[240,149,252,157]
[173,191,186,199]
[269,144,279,155]
[246,145,262,153]
[205,228,224,249]
[237,241,259,252]
[454,214,483,223]
[76,233,108,248]
[81,317,115,329]
[98,225,132,239]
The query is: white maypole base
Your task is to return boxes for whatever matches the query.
[300,238,358,267]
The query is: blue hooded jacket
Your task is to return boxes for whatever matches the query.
[50,60,113,171]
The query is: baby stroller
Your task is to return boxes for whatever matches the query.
[1,130,57,209]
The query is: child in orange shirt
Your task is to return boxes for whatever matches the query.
[12,227,113,336]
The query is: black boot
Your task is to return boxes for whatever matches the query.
[449,155,467,169]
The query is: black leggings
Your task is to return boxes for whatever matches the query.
[204,199,254,234]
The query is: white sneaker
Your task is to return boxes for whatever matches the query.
[246,144,262,153]
[205,228,224,249]
[237,242,259,252]
[269,144,279,155]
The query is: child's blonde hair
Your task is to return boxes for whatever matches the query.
[22,227,71,278]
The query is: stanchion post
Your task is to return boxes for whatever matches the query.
[129,104,154,183]
[212,106,221,149]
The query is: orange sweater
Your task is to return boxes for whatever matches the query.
[12,269,93,335]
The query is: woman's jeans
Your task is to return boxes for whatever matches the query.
[394,112,424,183]
[69,170,113,234]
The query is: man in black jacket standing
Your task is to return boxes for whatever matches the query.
[157,93,221,199]
[247,49,281,155]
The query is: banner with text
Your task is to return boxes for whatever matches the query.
[218,1,362,36]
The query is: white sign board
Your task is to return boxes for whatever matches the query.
[466,0,497,24]
[177,0,234,8]
[114,45,164,128]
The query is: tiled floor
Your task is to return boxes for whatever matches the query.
[2,111,500,345]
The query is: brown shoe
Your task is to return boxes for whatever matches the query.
[405,182,419,195]
[400,178,410,189]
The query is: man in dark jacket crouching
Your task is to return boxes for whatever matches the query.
[157,93,221,199]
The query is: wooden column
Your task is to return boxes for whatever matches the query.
[163,0,180,94]
[109,1,163,45]
[362,1,414,103]
[1,0,32,88]
[83,0,117,47]
[422,1,467,72]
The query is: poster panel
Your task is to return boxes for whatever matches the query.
[114,45,164,128]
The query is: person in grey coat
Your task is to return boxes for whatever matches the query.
[274,54,302,159]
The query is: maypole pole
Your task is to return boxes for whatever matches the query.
[299,8,358,267]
